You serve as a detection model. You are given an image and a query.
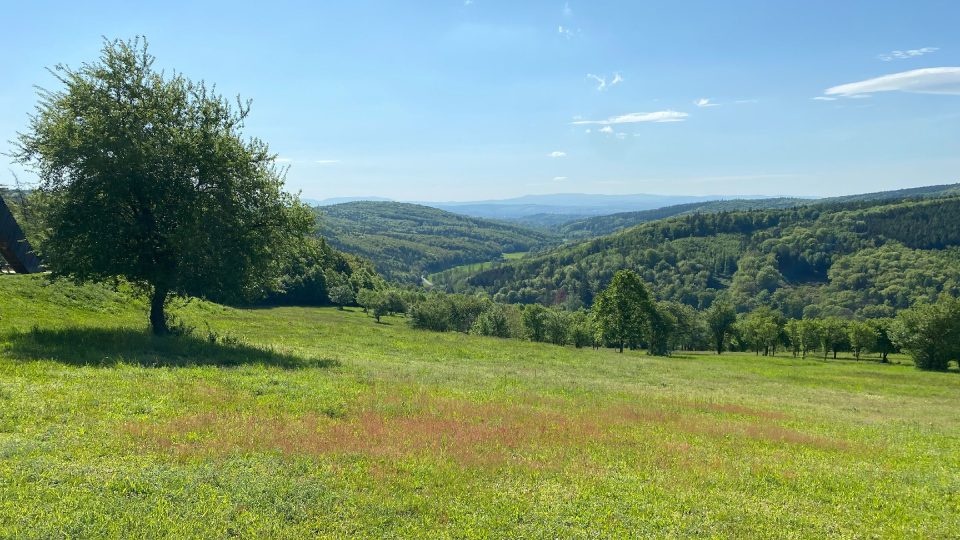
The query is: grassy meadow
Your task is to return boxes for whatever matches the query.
[0,274,958,537]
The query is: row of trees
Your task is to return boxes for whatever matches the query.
[370,269,959,371]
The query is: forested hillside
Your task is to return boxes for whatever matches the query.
[444,196,960,319]
[820,183,960,204]
[556,183,960,240]
[558,198,809,240]
[315,201,557,282]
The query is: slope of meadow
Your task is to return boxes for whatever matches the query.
[0,275,958,537]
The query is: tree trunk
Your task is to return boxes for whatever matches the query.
[150,286,169,336]
[618,340,624,353]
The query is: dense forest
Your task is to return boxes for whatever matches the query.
[315,201,557,282]
[556,183,960,241]
[437,195,960,319]
[558,197,809,240]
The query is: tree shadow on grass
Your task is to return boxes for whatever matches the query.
[2,327,339,369]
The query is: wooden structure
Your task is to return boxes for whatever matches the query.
[0,193,42,273]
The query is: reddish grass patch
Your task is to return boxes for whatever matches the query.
[125,394,847,465]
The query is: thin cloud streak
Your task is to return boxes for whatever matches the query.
[573,110,689,125]
[825,67,960,97]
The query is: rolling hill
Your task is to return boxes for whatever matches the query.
[558,197,810,240]
[443,193,960,319]
[555,183,960,240]
[315,201,558,282]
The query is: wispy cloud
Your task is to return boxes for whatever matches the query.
[562,2,572,17]
[694,98,718,108]
[598,126,614,133]
[573,110,689,125]
[812,96,837,101]
[586,73,606,90]
[558,25,572,38]
[586,72,623,91]
[878,47,938,62]
[553,176,568,182]
[548,151,567,158]
[824,67,960,97]
[314,159,341,164]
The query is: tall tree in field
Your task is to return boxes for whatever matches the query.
[521,304,549,342]
[847,321,876,360]
[784,319,802,358]
[818,318,849,360]
[867,318,897,363]
[798,319,821,359]
[14,38,311,334]
[592,269,656,353]
[705,301,737,355]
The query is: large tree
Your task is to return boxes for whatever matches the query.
[14,38,312,334]
[705,301,737,355]
[592,269,656,354]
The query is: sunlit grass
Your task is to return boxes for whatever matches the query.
[0,275,958,538]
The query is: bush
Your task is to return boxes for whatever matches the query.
[409,295,454,332]
[470,304,512,338]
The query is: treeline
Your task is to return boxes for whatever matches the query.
[353,269,960,371]
[438,196,960,320]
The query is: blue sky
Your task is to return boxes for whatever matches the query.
[3,0,960,201]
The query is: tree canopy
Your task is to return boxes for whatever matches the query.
[592,269,657,354]
[14,38,312,334]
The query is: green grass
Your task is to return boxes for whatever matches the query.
[428,251,528,285]
[502,251,528,260]
[1,275,958,538]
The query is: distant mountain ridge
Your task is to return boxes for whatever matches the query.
[423,193,749,220]
[306,196,393,206]
[304,192,789,221]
